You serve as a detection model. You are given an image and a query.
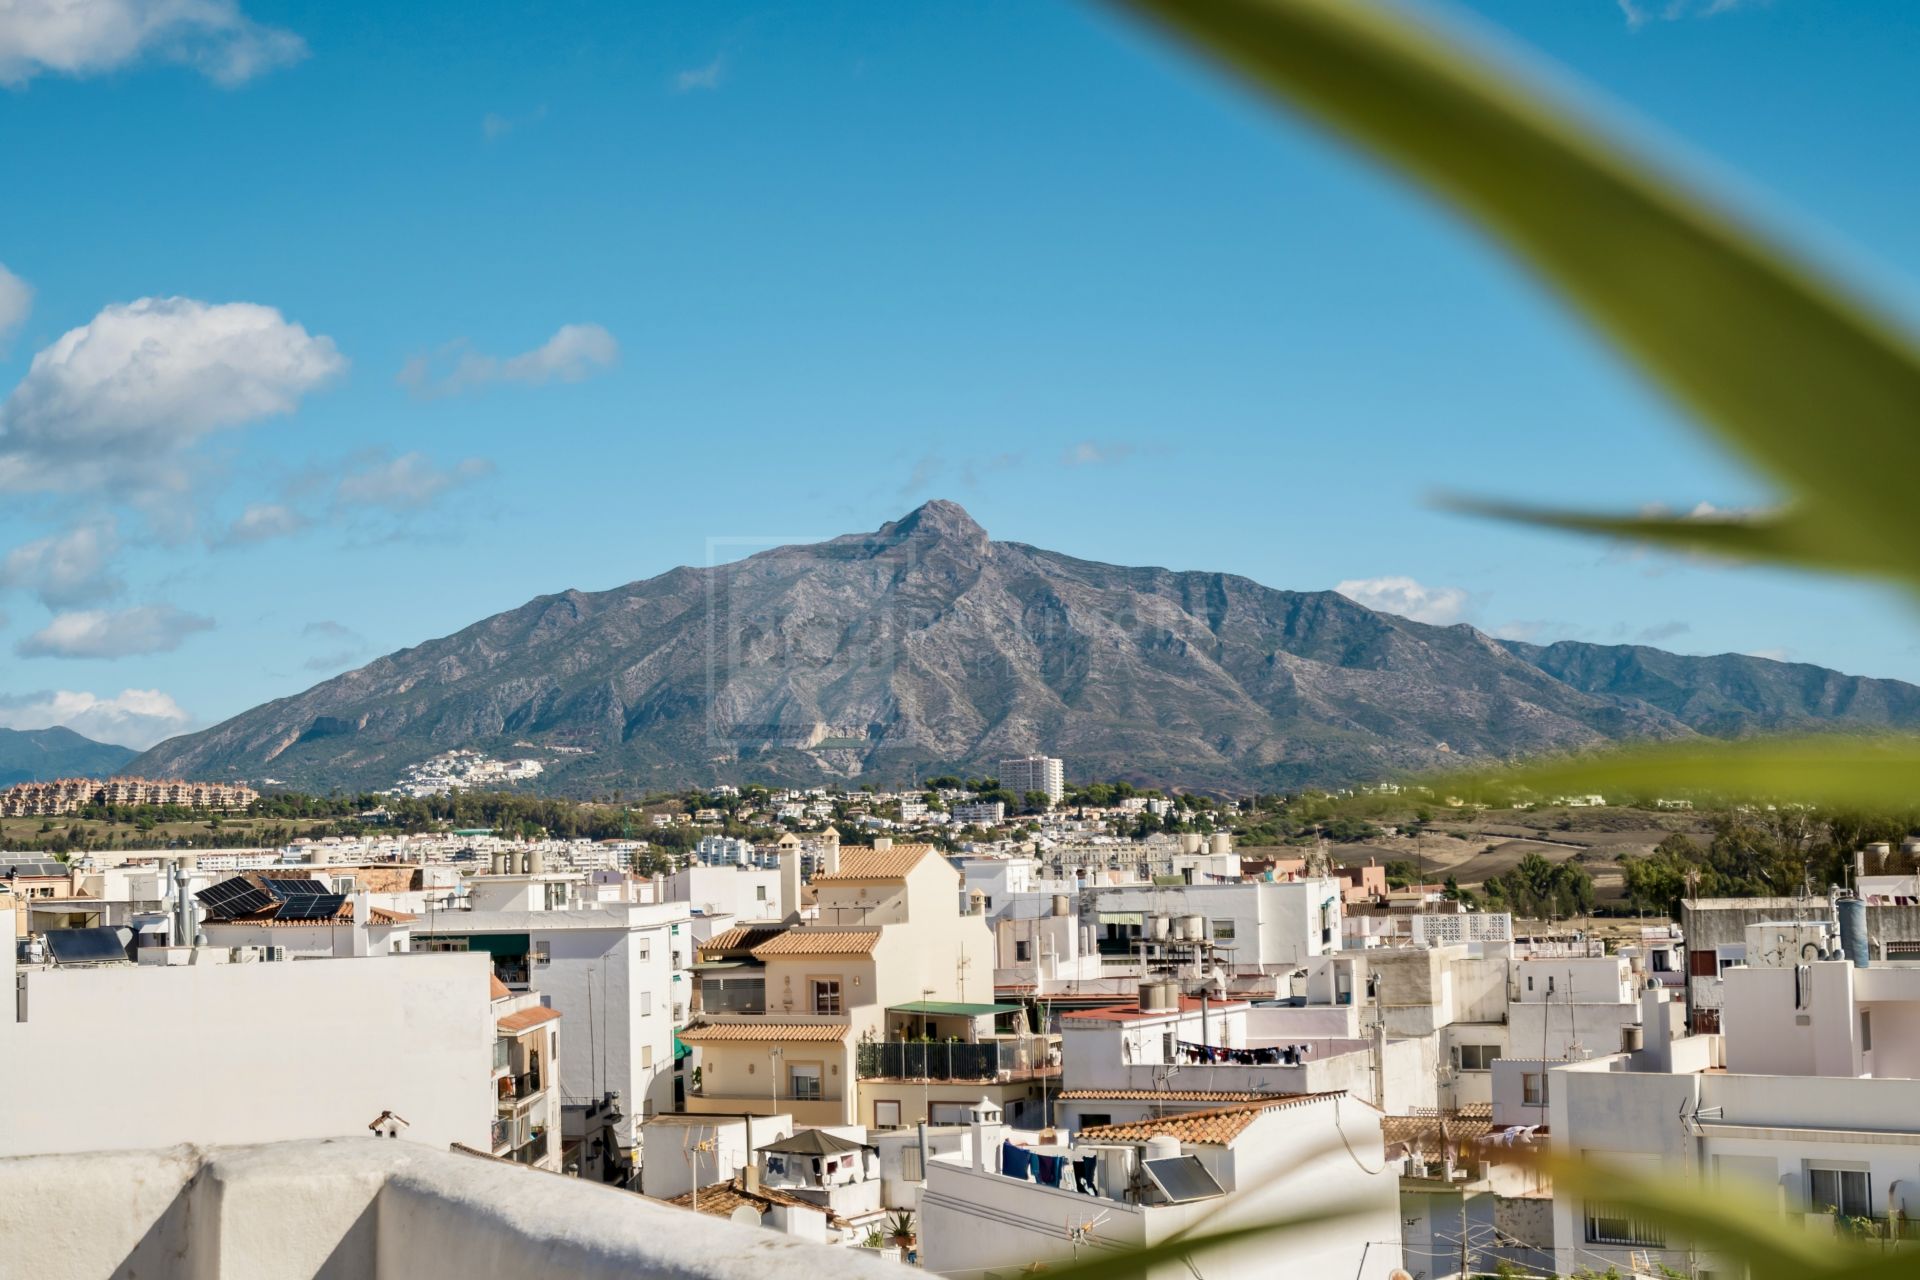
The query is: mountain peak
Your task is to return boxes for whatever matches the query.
[877,499,988,547]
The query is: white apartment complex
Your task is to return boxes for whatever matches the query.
[998,755,1065,805]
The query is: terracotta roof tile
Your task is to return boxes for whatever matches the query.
[750,929,881,958]
[489,975,511,1001]
[678,1022,849,1043]
[661,1181,845,1227]
[497,1006,562,1033]
[1075,1093,1345,1146]
[810,845,935,882]
[703,925,789,954]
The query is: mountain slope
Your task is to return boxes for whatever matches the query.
[0,727,138,788]
[129,501,1920,792]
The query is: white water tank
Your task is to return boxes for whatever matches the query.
[1183,915,1205,941]
[1209,832,1231,856]
[1181,833,1203,855]
[1052,894,1071,918]
[528,848,546,875]
[1144,1135,1182,1164]
[1151,915,1171,941]
[491,852,508,876]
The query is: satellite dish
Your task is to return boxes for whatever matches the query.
[730,1206,762,1227]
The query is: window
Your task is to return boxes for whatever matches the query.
[533,940,551,967]
[637,941,650,961]
[1457,1044,1498,1071]
[1526,976,1534,992]
[1861,1011,1873,1052]
[1077,1113,1111,1129]
[1809,1166,1873,1219]
[929,1102,970,1124]
[811,979,842,1015]
[1585,1200,1665,1246]
[902,1144,924,1180]
[640,991,653,1016]
[1652,949,1673,973]
[1212,919,1236,941]
[1162,1032,1176,1059]
[789,1064,823,1101]
[875,1100,902,1128]
[1015,940,1031,962]
[756,885,768,901]
[642,1044,654,1068]
[1522,1072,1547,1106]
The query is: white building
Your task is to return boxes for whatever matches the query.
[669,863,785,924]
[1,944,496,1157]
[920,1094,1401,1279]
[1544,937,1920,1275]
[415,896,690,1150]
[998,755,1065,805]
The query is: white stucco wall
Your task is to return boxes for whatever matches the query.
[1,952,493,1156]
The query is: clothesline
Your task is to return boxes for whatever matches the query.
[1175,1039,1310,1066]
[999,1141,1102,1195]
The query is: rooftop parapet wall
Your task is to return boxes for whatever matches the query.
[0,1139,896,1280]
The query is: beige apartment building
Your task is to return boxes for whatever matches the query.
[682,840,1027,1127]
[0,777,259,817]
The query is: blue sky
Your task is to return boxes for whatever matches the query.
[3,0,1920,749]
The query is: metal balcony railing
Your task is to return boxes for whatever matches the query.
[856,1037,1057,1082]
[490,1117,511,1150]
[497,1072,543,1105]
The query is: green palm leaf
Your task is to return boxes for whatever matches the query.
[1109,0,1920,584]
[1431,734,1920,811]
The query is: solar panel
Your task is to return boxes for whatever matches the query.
[44,927,131,966]
[196,877,275,919]
[275,893,346,921]
[261,877,329,899]
[1142,1156,1226,1204]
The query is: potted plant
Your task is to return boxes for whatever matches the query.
[887,1209,916,1250]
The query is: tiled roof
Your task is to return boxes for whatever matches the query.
[223,902,416,927]
[810,844,934,882]
[703,925,789,954]
[678,1022,849,1043]
[750,929,881,957]
[1075,1093,1345,1146]
[497,1005,562,1033]
[1056,1089,1278,1103]
[1380,1112,1491,1161]
[661,1180,845,1227]
[489,975,511,1001]
[1061,996,1250,1023]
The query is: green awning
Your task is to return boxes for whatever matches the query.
[673,1036,692,1062]
[1098,911,1144,925]
[889,1000,1024,1017]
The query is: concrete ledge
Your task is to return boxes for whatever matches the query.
[0,1139,896,1280]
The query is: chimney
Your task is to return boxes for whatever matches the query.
[350,889,371,958]
[824,839,842,876]
[744,1160,761,1195]
[874,836,892,850]
[780,850,801,920]
[968,1097,1004,1173]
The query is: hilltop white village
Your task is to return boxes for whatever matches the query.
[7,753,1920,1279]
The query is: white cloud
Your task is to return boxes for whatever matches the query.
[1061,440,1139,468]
[216,501,305,547]
[0,261,30,346]
[0,0,306,87]
[17,604,213,658]
[301,619,369,671]
[333,450,492,511]
[1618,0,1757,28]
[0,519,121,606]
[0,687,191,749]
[673,55,724,92]
[0,297,344,498]
[1336,575,1472,626]
[397,323,617,398]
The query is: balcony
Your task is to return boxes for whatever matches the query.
[496,1073,543,1107]
[0,1139,893,1280]
[857,1036,1060,1083]
[490,1117,511,1151]
[512,1130,549,1166]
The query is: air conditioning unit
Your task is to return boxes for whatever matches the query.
[265,946,288,962]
